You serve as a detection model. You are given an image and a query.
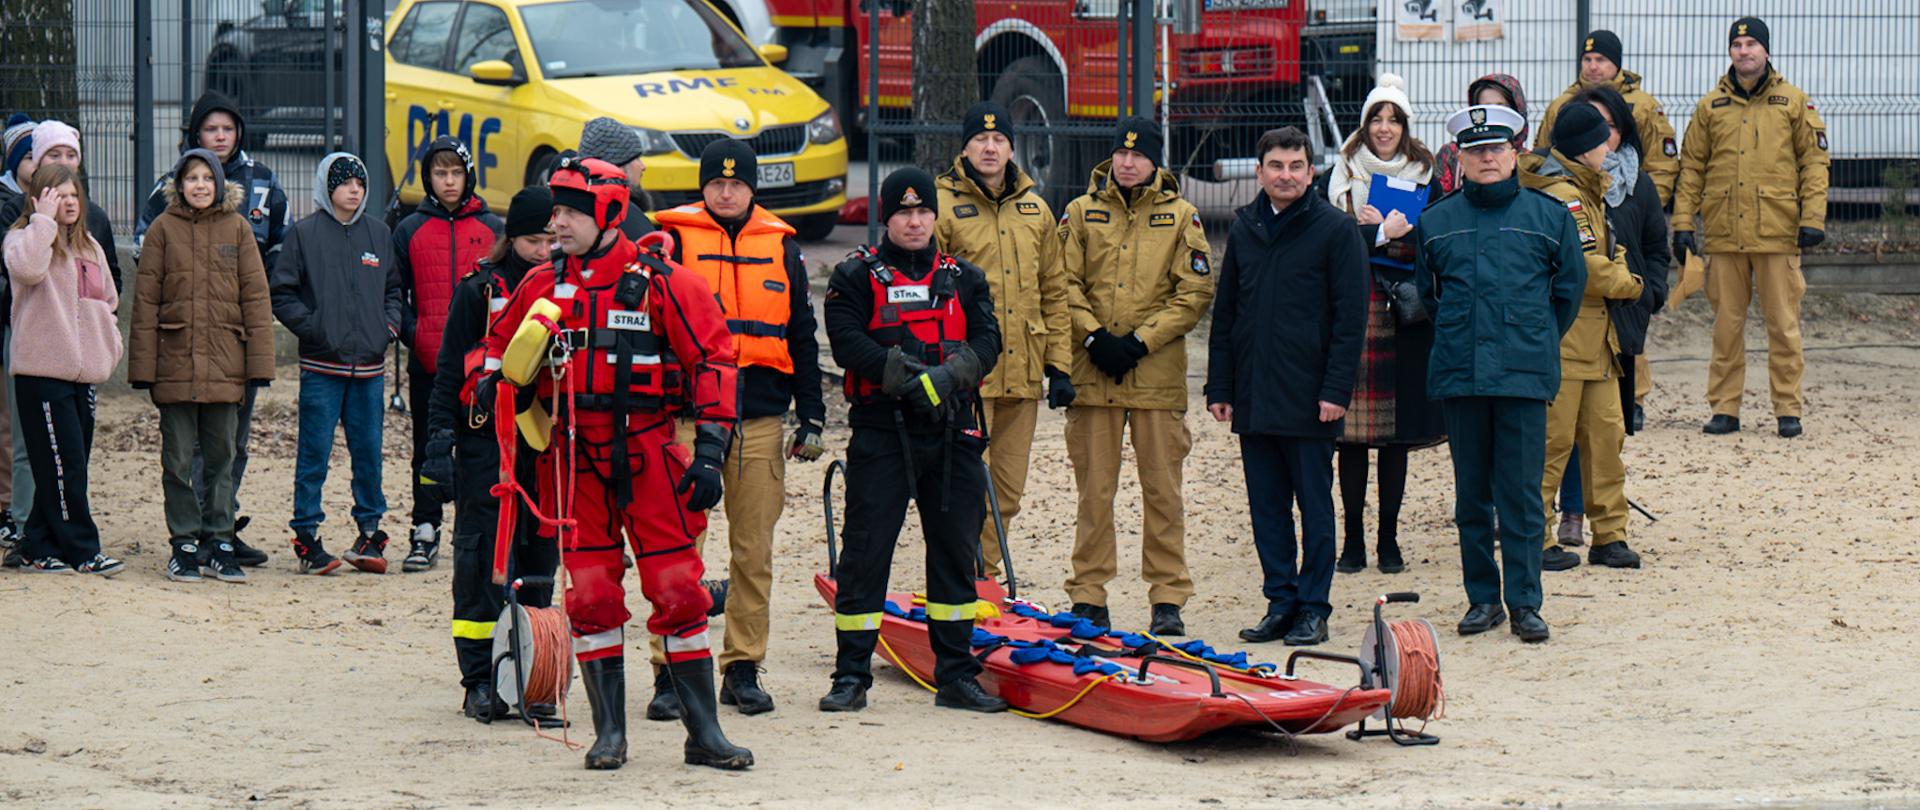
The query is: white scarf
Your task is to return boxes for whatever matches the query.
[1328,138,1433,214]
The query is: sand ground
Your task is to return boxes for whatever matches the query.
[3,291,1918,809]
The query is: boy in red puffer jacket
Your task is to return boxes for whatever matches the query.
[391,136,501,573]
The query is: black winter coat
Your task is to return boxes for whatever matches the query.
[1605,167,1670,357]
[1205,192,1368,439]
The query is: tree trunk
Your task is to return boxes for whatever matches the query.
[0,0,81,123]
[909,0,977,171]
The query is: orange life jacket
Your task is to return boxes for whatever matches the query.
[654,203,797,375]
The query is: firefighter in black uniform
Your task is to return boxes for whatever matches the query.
[819,168,1006,714]
[418,186,561,719]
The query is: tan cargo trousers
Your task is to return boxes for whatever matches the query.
[1063,406,1194,608]
[1706,253,1806,418]
[1541,378,1630,549]
[650,415,786,669]
[977,397,1038,580]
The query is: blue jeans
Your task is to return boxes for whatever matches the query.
[1559,445,1584,515]
[291,370,386,534]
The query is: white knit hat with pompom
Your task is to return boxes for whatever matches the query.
[1360,72,1413,124]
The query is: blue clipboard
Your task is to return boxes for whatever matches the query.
[1368,174,1430,226]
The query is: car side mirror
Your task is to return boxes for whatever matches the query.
[757,43,789,64]
[468,60,523,87]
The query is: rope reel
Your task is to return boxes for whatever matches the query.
[1345,592,1444,746]
[493,600,573,710]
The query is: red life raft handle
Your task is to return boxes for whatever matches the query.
[1283,650,1370,687]
[1136,655,1226,698]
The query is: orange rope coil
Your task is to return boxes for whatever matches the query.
[1384,619,1445,729]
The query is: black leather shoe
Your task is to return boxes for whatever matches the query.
[1542,545,1582,572]
[579,657,628,770]
[1068,602,1110,629]
[721,661,775,715]
[1588,541,1642,569]
[1630,404,1645,433]
[818,677,868,712]
[1376,532,1405,574]
[645,667,682,721]
[1777,416,1803,438]
[1510,607,1550,643]
[934,676,1008,713]
[1282,613,1328,646]
[1239,612,1295,643]
[1703,414,1740,435]
[1335,526,1365,573]
[1457,603,1506,635]
[669,658,754,770]
[1149,603,1185,636]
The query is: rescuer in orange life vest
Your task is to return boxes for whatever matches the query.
[481,156,752,771]
[818,167,1006,714]
[644,138,826,719]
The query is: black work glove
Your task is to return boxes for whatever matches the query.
[787,420,825,462]
[902,344,982,414]
[1672,230,1697,263]
[880,346,929,399]
[1797,227,1825,249]
[677,425,728,512]
[473,371,502,415]
[418,428,456,504]
[1083,328,1134,380]
[1118,333,1149,366]
[1045,365,1076,409]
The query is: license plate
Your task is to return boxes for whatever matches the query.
[758,162,795,189]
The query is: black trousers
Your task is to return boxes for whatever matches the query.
[1441,396,1546,611]
[16,377,98,565]
[832,427,986,689]
[450,429,557,688]
[1240,434,1336,619]
[409,365,443,529]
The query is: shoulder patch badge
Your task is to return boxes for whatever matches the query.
[1192,212,1203,230]
[953,204,979,219]
[1191,250,1211,276]
[1016,201,1041,215]
[1149,212,1176,227]
[1816,131,1829,151]
[1768,95,1790,106]
[1085,209,1111,224]
[1711,97,1732,108]
[1663,137,1677,157]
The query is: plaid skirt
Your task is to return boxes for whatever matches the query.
[1339,283,1397,446]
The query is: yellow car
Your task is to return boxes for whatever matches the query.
[384,0,847,239]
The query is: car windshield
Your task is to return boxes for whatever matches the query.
[520,0,762,79]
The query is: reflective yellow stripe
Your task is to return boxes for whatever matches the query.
[919,374,941,407]
[834,612,883,631]
[451,619,496,640]
[925,601,978,622]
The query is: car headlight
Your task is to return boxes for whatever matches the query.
[629,126,677,156]
[806,109,841,145]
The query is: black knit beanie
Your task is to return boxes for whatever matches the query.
[879,167,937,223]
[698,138,757,193]
[1110,116,1163,168]
[1581,30,1622,71]
[505,186,552,238]
[1551,103,1611,160]
[1730,16,1770,52]
[961,101,1013,144]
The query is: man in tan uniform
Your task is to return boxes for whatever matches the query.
[1672,16,1829,439]
[1060,117,1215,636]
[1536,29,1681,208]
[1521,105,1646,573]
[934,102,1075,582]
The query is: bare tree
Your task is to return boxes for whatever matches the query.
[909,0,977,170]
[0,0,81,122]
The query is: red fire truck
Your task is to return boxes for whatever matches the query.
[755,0,1374,204]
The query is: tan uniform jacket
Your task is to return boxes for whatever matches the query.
[1059,162,1214,411]
[1519,152,1645,382]
[1536,70,1681,207]
[1671,68,1830,255]
[934,157,1071,400]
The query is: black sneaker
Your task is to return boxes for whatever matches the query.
[934,677,1008,713]
[24,556,73,574]
[74,553,127,577]
[2,546,22,568]
[1703,414,1740,435]
[0,511,18,550]
[201,541,249,583]
[1588,541,1643,569]
[1068,602,1110,629]
[402,523,440,573]
[291,532,343,576]
[231,517,269,567]
[1542,545,1582,572]
[343,529,390,574]
[166,543,205,583]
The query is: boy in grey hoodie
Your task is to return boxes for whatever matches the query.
[268,152,403,575]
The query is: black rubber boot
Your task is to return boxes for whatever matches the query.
[645,666,683,721]
[579,657,628,770]
[669,658,754,770]
[1336,516,1366,573]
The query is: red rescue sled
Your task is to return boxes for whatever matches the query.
[812,573,1390,743]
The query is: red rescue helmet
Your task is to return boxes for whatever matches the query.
[548,155,628,230]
